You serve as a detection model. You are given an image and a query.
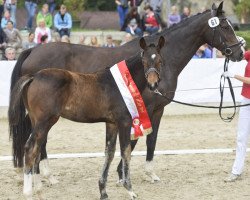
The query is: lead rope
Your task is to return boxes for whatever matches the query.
[219,57,236,122]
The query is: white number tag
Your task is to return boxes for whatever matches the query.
[208,17,220,28]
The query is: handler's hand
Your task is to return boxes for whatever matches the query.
[222,71,235,78]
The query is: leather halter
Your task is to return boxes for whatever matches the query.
[211,17,242,56]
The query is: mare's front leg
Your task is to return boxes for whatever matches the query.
[145,108,164,183]
[118,120,137,200]
[99,123,118,200]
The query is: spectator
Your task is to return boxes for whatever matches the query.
[0,0,4,19]
[180,6,191,20]
[22,32,36,49]
[145,0,163,14]
[192,44,212,59]
[4,0,16,27]
[89,36,100,47]
[142,5,162,35]
[54,4,72,38]
[36,3,53,29]
[25,0,39,30]
[40,34,48,44]
[2,46,16,60]
[0,25,7,57]
[1,10,11,29]
[129,0,143,7]
[115,0,129,29]
[61,35,70,43]
[34,19,51,44]
[4,20,22,50]
[120,33,133,45]
[168,5,181,27]
[78,35,86,45]
[122,6,143,37]
[46,0,56,14]
[222,50,250,182]
[103,35,116,48]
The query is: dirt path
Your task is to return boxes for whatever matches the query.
[0,114,250,200]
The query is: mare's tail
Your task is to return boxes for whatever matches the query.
[8,48,33,168]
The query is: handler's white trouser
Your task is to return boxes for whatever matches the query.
[232,97,250,175]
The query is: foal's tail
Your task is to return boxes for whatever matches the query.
[9,75,34,168]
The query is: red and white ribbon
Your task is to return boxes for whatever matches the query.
[110,60,152,140]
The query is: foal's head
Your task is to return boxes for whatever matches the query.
[140,36,165,91]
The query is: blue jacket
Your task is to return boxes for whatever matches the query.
[54,12,72,30]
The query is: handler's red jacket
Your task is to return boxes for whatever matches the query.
[241,51,250,99]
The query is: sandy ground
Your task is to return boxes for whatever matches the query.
[0,114,250,200]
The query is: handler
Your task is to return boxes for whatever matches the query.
[223,49,250,182]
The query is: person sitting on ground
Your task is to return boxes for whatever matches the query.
[102,35,116,48]
[2,46,16,60]
[61,35,70,43]
[54,4,72,38]
[4,20,22,50]
[121,6,143,37]
[142,5,163,35]
[34,19,51,44]
[0,25,7,56]
[36,3,53,29]
[180,6,191,20]
[22,32,37,49]
[78,35,86,45]
[120,33,133,45]
[40,34,48,44]
[192,44,212,59]
[1,10,12,29]
[168,5,181,27]
[89,36,100,47]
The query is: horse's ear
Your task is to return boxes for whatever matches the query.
[139,37,147,50]
[211,3,217,10]
[216,1,224,16]
[157,36,165,50]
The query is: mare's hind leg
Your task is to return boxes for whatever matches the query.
[99,123,118,200]
[118,121,137,200]
[40,138,59,185]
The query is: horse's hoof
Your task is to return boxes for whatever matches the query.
[128,191,137,200]
[145,171,161,183]
[100,193,109,200]
[116,179,123,187]
[48,175,59,185]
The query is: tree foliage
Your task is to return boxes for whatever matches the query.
[234,0,250,23]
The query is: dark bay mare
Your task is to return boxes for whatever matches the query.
[9,2,243,183]
[9,37,166,200]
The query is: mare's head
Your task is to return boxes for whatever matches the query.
[205,2,243,61]
[140,36,165,90]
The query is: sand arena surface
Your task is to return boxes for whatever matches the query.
[0,114,250,200]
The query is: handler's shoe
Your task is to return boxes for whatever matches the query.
[224,173,241,182]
